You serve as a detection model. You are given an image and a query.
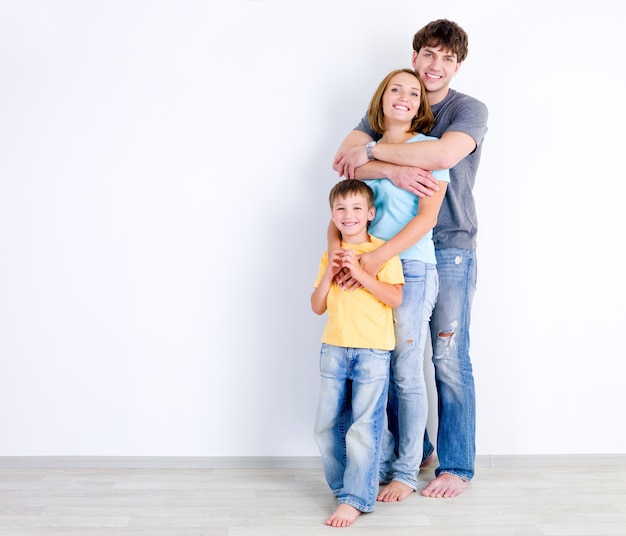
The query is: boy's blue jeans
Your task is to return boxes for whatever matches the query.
[314,344,390,512]
[379,259,438,491]
[423,247,477,482]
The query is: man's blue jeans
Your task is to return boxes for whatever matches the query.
[423,247,477,482]
[314,344,390,512]
[380,259,438,491]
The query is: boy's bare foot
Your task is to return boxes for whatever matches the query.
[377,480,415,502]
[326,503,361,527]
[421,473,469,498]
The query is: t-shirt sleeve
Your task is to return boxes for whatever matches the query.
[377,255,405,286]
[446,98,488,149]
[354,113,381,141]
[433,167,450,183]
[313,252,329,288]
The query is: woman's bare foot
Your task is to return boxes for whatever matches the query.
[421,473,469,498]
[326,503,361,527]
[377,480,415,502]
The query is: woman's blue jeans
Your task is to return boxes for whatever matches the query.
[379,259,438,491]
[423,247,477,482]
[314,344,390,512]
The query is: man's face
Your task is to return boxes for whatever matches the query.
[412,45,461,102]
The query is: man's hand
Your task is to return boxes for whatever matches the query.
[333,146,440,198]
[388,165,440,197]
[334,146,368,179]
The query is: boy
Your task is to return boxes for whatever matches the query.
[311,179,404,527]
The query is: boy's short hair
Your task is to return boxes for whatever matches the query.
[413,19,469,63]
[328,179,375,209]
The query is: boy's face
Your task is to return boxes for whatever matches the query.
[412,45,461,102]
[330,193,375,241]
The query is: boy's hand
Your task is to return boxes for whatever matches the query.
[340,249,360,274]
[326,249,345,280]
[335,250,366,290]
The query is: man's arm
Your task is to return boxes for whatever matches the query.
[333,130,440,197]
[371,130,477,170]
[335,131,476,197]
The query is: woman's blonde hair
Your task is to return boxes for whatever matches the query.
[367,68,434,136]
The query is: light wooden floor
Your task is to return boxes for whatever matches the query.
[1,455,625,535]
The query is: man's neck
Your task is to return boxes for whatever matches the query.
[427,86,450,106]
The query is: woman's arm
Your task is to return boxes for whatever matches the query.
[339,131,476,174]
[360,181,448,277]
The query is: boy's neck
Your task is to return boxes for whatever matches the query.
[341,232,371,245]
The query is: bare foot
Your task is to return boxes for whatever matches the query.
[377,480,415,502]
[326,503,361,527]
[421,473,469,498]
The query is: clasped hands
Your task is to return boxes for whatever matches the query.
[330,249,380,291]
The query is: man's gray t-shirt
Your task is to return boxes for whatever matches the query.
[355,88,488,250]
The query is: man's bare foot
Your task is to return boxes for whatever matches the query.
[377,480,415,502]
[421,473,469,498]
[326,503,361,527]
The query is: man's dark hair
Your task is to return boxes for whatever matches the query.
[413,19,469,63]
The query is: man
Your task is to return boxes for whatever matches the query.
[333,18,488,500]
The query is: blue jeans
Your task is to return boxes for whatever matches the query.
[313,343,390,512]
[379,260,438,491]
[423,247,477,482]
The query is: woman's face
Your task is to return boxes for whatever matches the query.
[382,72,422,125]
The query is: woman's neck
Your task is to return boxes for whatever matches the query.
[380,124,415,144]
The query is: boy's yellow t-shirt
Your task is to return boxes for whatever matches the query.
[313,235,404,351]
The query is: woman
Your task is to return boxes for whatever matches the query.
[328,68,449,504]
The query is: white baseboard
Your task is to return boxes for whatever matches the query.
[0,453,625,469]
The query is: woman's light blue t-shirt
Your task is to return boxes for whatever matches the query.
[367,133,450,264]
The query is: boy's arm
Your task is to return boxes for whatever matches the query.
[311,276,331,315]
[332,130,441,197]
[311,251,343,315]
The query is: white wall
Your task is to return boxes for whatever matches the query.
[1,0,624,457]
